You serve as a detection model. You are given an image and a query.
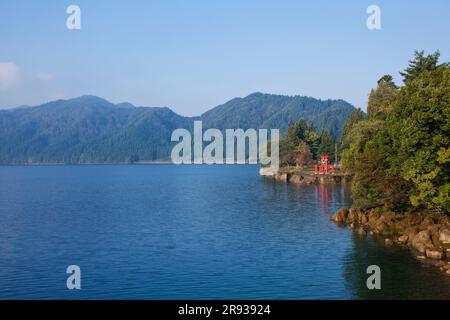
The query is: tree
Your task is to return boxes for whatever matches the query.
[386,66,450,212]
[280,119,319,166]
[377,74,398,89]
[295,141,313,167]
[399,50,448,83]
[340,109,366,153]
[317,128,335,162]
[342,50,449,213]
[367,75,398,120]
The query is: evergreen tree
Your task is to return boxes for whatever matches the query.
[317,128,336,162]
[399,50,448,83]
[367,75,398,120]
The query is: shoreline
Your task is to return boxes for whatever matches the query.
[330,207,450,275]
[259,167,350,185]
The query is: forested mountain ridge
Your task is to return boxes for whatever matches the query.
[0,93,355,164]
[201,92,354,137]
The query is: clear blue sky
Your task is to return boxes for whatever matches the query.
[0,0,449,115]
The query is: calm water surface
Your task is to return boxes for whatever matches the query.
[0,165,449,299]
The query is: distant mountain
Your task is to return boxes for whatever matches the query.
[0,93,355,164]
[201,92,354,137]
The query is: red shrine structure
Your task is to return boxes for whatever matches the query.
[314,155,335,174]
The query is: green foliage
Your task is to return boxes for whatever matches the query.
[340,109,366,152]
[387,66,450,211]
[399,50,448,83]
[367,75,398,119]
[295,141,314,167]
[317,128,336,163]
[201,92,355,138]
[280,119,318,166]
[280,119,336,167]
[377,75,398,89]
[342,51,450,213]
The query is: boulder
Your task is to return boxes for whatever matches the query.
[398,235,409,244]
[357,210,365,222]
[426,249,444,260]
[347,208,358,223]
[385,238,393,246]
[373,221,391,235]
[357,227,366,236]
[367,210,381,225]
[428,226,442,248]
[331,208,348,223]
[412,230,433,254]
[439,229,450,243]
[288,174,304,184]
[274,173,289,182]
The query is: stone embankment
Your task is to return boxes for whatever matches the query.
[259,167,347,185]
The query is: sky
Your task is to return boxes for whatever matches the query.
[0,0,449,115]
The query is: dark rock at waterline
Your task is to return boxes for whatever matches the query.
[330,208,348,223]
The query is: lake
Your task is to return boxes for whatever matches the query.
[0,165,449,299]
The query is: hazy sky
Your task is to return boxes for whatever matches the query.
[0,0,449,115]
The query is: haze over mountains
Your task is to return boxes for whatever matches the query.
[0,93,355,164]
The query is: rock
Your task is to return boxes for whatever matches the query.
[447,269,450,275]
[385,238,393,246]
[412,230,433,254]
[398,235,409,244]
[331,208,349,223]
[349,223,355,229]
[421,216,435,228]
[357,227,366,236]
[439,229,450,243]
[367,210,381,225]
[425,249,444,260]
[429,226,442,248]
[417,255,426,260]
[357,211,366,222]
[259,167,277,176]
[347,209,358,223]
[274,173,289,182]
[373,221,391,235]
[288,174,304,184]
[405,227,420,245]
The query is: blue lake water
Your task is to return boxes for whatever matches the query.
[0,165,449,299]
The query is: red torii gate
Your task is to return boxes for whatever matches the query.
[314,155,335,174]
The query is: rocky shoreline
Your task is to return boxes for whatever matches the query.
[260,167,348,185]
[331,207,450,275]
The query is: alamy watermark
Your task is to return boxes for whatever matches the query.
[66,5,81,30]
[366,5,381,30]
[171,121,280,170]
[66,265,81,290]
[366,265,381,290]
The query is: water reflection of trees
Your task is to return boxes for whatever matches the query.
[343,232,450,299]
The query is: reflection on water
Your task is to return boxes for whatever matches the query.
[0,165,448,299]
